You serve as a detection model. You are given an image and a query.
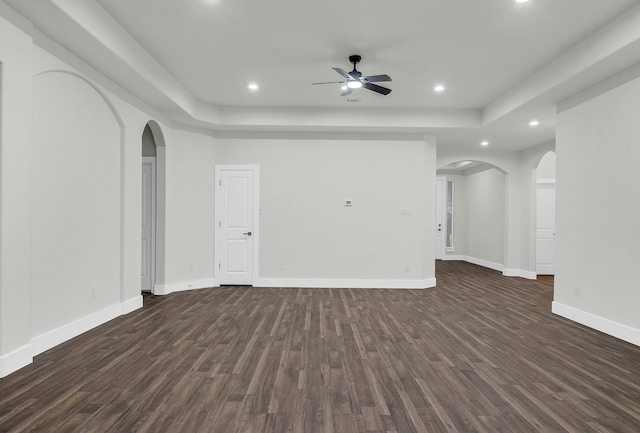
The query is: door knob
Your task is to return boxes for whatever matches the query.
[243,231,252,236]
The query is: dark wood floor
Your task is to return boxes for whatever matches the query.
[1,261,639,433]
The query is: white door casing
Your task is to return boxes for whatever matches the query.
[141,157,156,291]
[215,166,260,285]
[536,180,555,275]
[435,176,446,260]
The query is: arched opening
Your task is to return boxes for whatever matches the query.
[141,120,166,293]
[535,151,556,277]
[436,160,508,272]
[141,125,156,292]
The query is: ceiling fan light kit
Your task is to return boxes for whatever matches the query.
[313,54,392,96]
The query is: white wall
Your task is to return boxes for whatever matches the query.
[0,15,169,375]
[464,168,506,267]
[0,12,33,369]
[536,151,556,179]
[554,76,640,344]
[216,138,436,285]
[161,129,216,289]
[31,69,122,336]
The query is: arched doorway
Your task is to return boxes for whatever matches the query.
[535,151,556,275]
[141,124,157,292]
[436,160,508,271]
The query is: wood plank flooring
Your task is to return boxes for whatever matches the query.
[1,261,640,432]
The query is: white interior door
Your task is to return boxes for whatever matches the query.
[536,181,555,275]
[435,176,445,259]
[141,157,156,291]
[216,167,258,285]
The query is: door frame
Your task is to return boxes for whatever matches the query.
[435,176,446,260]
[214,165,260,285]
[535,178,556,275]
[142,156,156,292]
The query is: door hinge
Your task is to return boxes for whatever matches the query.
[219,180,222,186]
[218,262,221,270]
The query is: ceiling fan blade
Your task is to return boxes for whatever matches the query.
[363,74,392,83]
[312,81,345,85]
[363,82,392,95]
[333,67,354,80]
[341,86,352,96]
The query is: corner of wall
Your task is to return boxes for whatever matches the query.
[153,278,218,296]
[503,268,537,280]
[0,344,33,378]
[552,301,640,347]
[121,295,143,314]
[0,296,147,378]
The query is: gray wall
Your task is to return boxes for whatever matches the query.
[536,152,556,179]
[31,71,121,336]
[216,138,436,282]
[462,168,506,266]
[555,75,640,339]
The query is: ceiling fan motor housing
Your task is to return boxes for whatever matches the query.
[312,55,392,95]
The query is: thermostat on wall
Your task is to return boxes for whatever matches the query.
[345,199,353,207]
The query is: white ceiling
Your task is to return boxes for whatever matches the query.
[5,0,640,150]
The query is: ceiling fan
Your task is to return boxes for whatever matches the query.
[313,55,392,96]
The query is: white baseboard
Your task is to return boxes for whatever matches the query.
[31,303,123,355]
[447,256,536,280]
[442,254,464,261]
[463,256,504,273]
[0,344,33,378]
[552,302,640,347]
[1,296,146,378]
[503,268,537,280]
[253,277,436,289]
[154,278,218,295]
[121,295,143,314]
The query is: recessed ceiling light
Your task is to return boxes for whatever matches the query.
[481,140,489,147]
[434,84,446,93]
[248,83,259,91]
[529,120,540,127]
[515,0,529,3]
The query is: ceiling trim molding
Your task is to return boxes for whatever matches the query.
[483,2,640,125]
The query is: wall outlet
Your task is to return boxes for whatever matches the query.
[188,263,194,272]
[575,286,581,297]
[404,263,411,272]
[91,286,97,299]
[279,262,285,270]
